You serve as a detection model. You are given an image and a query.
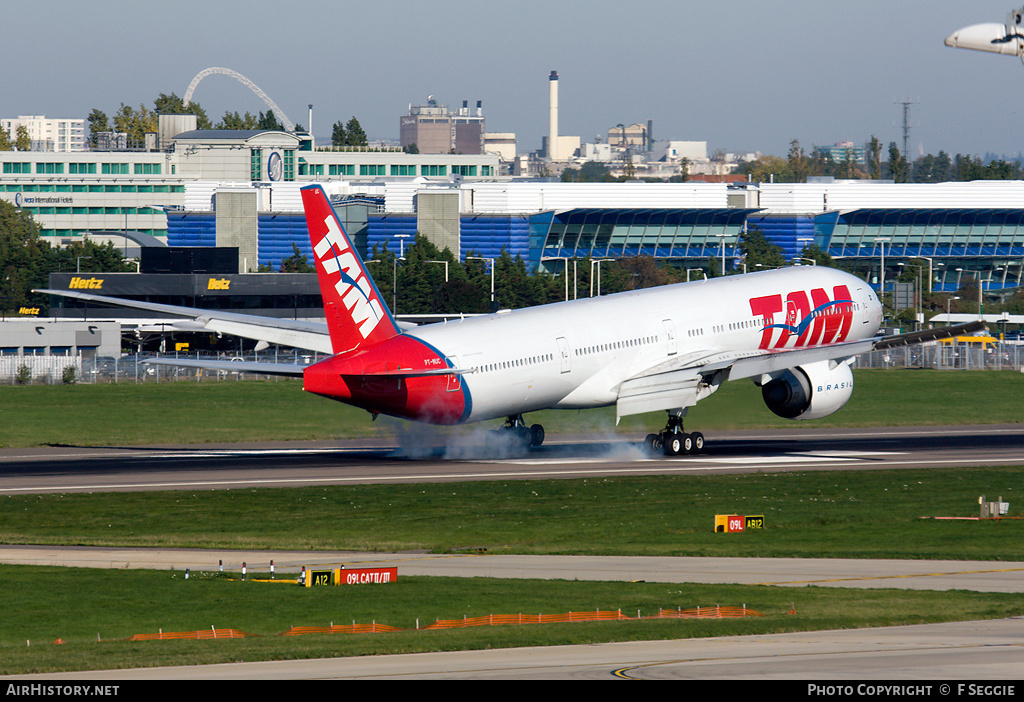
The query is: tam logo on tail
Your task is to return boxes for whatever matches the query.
[302,186,399,353]
[313,214,384,338]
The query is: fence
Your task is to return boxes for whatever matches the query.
[856,343,1024,371]
[0,355,81,385]
[5,343,1023,385]
[0,351,328,385]
[89,605,764,644]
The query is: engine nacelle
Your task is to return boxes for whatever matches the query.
[761,360,854,420]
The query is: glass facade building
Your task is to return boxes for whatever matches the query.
[823,208,1024,291]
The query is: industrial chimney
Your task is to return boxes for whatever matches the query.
[548,70,559,161]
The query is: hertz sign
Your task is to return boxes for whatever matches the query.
[68,277,104,290]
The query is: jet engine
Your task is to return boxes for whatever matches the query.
[760,360,854,420]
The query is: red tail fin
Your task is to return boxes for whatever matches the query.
[301,185,399,353]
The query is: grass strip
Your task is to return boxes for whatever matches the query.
[2,467,1021,560]
[1,566,1021,675]
[1,369,1022,448]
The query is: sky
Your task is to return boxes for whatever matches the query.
[7,0,1024,159]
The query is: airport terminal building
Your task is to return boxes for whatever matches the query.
[5,115,1024,295]
[0,116,499,259]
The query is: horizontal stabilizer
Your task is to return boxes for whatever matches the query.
[143,358,470,380]
[344,367,472,378]
[144,358,306,377]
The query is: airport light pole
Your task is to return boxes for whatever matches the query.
[917,255,934,295]
[874,237,889,293]
[425,260,449,282]
[899,262,924,331]
[875,237,890,317]
[540,256,571,301]
[590,259,610,297]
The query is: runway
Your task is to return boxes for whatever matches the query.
[3,424,1024,494]
[4,545,1024,680]
[3,546,1024,593]
[3,424,1024,679]
[22,618,1024,680]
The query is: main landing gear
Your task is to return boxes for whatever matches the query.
[645,409,704,456]
[486,414,545,452]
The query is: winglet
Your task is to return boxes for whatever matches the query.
[301,185,400,353]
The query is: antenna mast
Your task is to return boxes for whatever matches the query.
[900,98,917,158]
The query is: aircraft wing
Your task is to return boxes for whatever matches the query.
[36,288,333,354]
[615,321,987,419]
[872,320,987,349]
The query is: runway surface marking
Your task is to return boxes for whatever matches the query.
[757,565,1024,587]
[0,452,909,493]
[607,640,1024,680]
[499,450,900,466]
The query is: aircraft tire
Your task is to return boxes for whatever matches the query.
[515,425,532,450]
[529,424,545,448]
[690,432,704,454]
[665,432,690,456]
[644,433,661,454]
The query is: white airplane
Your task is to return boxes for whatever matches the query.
[945,7,1024,58]
[40,185,982,455]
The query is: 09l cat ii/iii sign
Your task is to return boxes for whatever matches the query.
[304,566,398,586]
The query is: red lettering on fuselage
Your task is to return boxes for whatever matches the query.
[749,294,784,349]
[750,286,854,350]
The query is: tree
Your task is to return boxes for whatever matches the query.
[113,103,158,144]
[0,125,12,151]
[809,147,836,178]
[279,243,314,273]
[788,139,810,183]
[331,120,346,147]
[0,200,134,314]
[738,227,786,270]
[800,243,835,268]
[735,154,790,183]
[580,161,613,182]
[0,200,45,313]
[344,117,367,146]
[887,142,908,183]
[837,147,858,180]
[867,135,883,180]
[87,109,109,148]
[154,92,212,129]
[258,111,283,131]
[677,157,690,182]
[216,111,258,130]
[14,125,30,151]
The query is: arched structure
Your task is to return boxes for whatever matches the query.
[183,67,295,131]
